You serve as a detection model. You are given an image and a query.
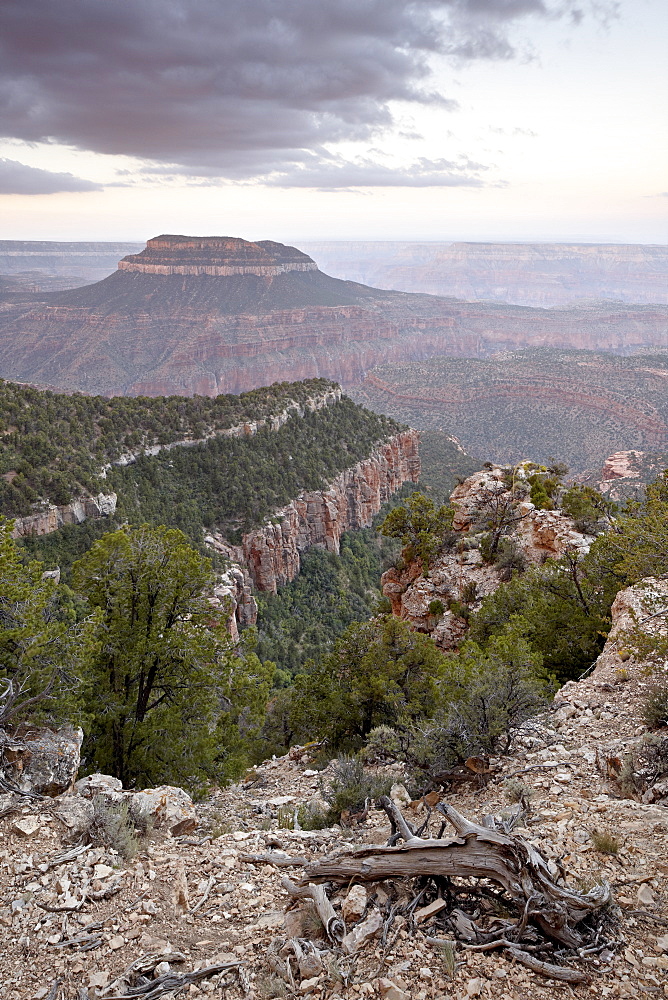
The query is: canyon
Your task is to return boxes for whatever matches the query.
[237,428,420,593]
[349,349,668,472]
[0,235,666,398]
[302,240,668,307]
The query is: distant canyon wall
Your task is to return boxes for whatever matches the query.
[301,242,668,307]
[11,493,118,539]
[241,429,421,592]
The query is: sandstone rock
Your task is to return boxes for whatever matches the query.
[51,796,95,841]
[377,978,410,1000]
[3,724,83,796]
[342,884,367,924]
[11,816,41,837]
[342,909,383,954]
[128,785,197,832]
[12,494,117,539]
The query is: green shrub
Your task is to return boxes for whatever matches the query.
[590,829,620,855]
[90,796,141,860]
[642,682,668,729]
[428,599,445,618]
[320,755,392,824]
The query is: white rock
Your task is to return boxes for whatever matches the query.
[389,783,411,808]
[466,978,484,997]
[638,883,655,906]
[377,978,410,1000]
[93,863,115,879]
[342,909,383,954]
[11,816,41,837]
[129,785,197,833]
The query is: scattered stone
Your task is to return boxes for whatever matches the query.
[342,909,383,954]
[11,816,41,837]
[342,884,367,923]
[377,978,410,1000]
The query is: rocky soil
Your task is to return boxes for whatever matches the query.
[1,579,667,1000]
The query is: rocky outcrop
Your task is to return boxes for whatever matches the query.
[1,724,83,797]
[201,531,259,640]
[118,235,318,277]
[11,492,117,538]
[242,430,420,592]
[383,463,593,648]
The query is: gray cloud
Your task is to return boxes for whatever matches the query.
[265,156,487,188]
[0,0,614,187]
[0,157,101,195]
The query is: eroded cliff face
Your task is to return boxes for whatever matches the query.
[11,493,117,539]
[382,464,593,649]
[241,429,420,592]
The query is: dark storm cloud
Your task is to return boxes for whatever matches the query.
[0,0,613,187]
[0,157,101,195]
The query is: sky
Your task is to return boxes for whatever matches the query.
[0,0,665,244]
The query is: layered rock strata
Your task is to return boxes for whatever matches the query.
[1,234,666,398]
[11,492,117,539]
[242,429,420,592]
[118,235,318,277]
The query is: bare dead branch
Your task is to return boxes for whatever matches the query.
[281,874,345,944]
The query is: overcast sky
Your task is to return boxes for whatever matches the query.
[0,0,665,243]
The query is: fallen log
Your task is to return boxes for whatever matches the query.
[301,797,612,950]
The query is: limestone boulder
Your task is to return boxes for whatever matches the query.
[128,785,198,833]
[74,773,125,805]
[2,724,83,796]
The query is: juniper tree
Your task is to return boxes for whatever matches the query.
[72,524,273,789]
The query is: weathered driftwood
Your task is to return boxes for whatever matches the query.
[301,797,611,950]
[281,874,345,944]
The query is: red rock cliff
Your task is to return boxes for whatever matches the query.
[242,430,420,592]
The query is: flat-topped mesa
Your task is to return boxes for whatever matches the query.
[117,234,318,277]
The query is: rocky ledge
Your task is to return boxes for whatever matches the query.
[383,463,593,647]
[118,235,318,277]
[242,429,421,592]
[11,492,117,539]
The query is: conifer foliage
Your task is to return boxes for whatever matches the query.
[71,524,273,789]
